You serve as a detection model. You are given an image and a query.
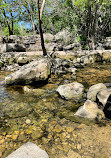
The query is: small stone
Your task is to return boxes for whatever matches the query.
[66,134,70,139]
[42,137,49,144]
[72,132,77,138]
[0,139,5,144]
[66,126,74,133]
[50,148,56,154]
[11,135,18,140]
[63,143,70,152]
[48,134,52,139]
[54,125,62,133]
[67,149,81,158]
[25,129,32,134]
[14,131,19,135]
[57,145,63,150]
[20,131,24,135]
[26,119,31,124]
[77,144,82,150]
[0,135,2,140]
[62,132,66,137]
[0,151,2,157]
[3,132,6,136]
[18,134,26,141]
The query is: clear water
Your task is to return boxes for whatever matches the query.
[0,63,111,157]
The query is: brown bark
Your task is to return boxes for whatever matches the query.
[25,6,38,34]
[38,0,47,56]
[87,1,99,50]
[3,0,13,35]
[11,12,14,35]
[3,9,13,35]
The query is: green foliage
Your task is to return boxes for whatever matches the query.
[45,39,50,43]
[0,0,110,47]
[77,35,86,42]
[4,24,21,36]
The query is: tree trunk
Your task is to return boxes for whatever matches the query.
[30,16,38,34]
[87,0,94,50]
[3,9,13,35]
[38,0,47,56]
[29,8,39,34]
[11,12,14,35]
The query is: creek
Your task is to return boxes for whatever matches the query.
[0,62,111,157]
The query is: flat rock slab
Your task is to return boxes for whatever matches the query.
[6,142,49,158]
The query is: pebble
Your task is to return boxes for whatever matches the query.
[77,144,82,150]
[11,134,18,140]
[54,125,62,133]
[26,119,31,124]
[66,126,74,133]
[0,139,5,144]
[67,149,81,158]
[0,152,2,157]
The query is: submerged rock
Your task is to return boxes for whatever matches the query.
[97,88,111,106]
[23,86,46,96]
[6,142,49,158]
[74,100,104,120]
[56,82,84,101]
[87,83,107,101]
[5,57,51,85]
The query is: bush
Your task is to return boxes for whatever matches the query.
[4,24,21,36]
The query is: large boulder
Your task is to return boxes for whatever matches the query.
[103,94,111,119]
[52,51,76,60]
[44,33,54,42]
[6,142,49,158]
[51,58,71,74]
[104,37,111,50]
[75,100,104,120]
[3,35,21,43]
[97,88,111,106]
[56,82,84,101]
[0,43,26,52]
[63,42,81,51]
[87,83,107,101]
[6,43,26,52]
[22,35,40,45]
[45,42,57,51]
[102,51,111,62]
[54,28,71,44]
[0,44,7,52]
[5,57,51,85]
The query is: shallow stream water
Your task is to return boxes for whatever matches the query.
[0,63,111,158]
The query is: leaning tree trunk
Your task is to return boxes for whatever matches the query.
[38,0,47,56]
[11,12,14,35]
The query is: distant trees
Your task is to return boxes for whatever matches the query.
[0,0,110,50]
[42,0,111,49]
[17,0,39,34]
[0,0,20,35]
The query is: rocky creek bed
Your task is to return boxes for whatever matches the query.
[0,63,111,158]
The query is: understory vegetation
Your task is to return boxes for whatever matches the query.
[0,0,111,49]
